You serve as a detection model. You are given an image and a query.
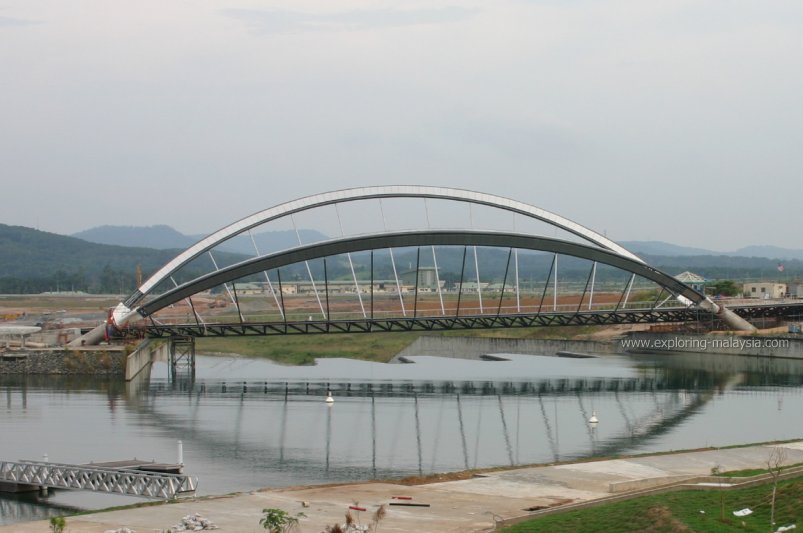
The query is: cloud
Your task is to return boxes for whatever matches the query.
[222,7,477,35]
[0,15,38,28]
[443,116,588,162]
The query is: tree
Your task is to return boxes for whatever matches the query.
[709,279,740,297]
[49,516,66,533]
[259,508,305,533]
[767,446,787,533]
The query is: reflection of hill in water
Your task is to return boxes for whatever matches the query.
[0,493,80,525]
[631,352,803,388]
[0,374,125,394]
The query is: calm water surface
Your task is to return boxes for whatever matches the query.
[2,349,803,525]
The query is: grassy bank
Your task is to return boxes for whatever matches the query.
[195,325,606,365]
[196,332,419,365]
[503,475,803,532]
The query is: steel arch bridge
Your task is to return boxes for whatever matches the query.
[82,186,759,343]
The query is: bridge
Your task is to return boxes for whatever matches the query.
[77,185,800,345]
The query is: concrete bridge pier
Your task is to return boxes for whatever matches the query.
[697,296,756,332]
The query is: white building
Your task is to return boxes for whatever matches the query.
[674,271,705,293]
[743,282,787,299]
[455,281,490,292]
[401,267,445,291]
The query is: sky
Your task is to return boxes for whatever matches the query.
[1,0,801,250]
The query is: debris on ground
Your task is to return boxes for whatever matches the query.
[733,508,753,517]
[171,513,220,531]
[103,528,136,533]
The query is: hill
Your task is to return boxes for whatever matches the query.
[732,245,803,261]
[0,224,247,294]
[622,240,803,262]
[620,240,717,257]
[71,225,328,255]
[72,224,192,250]
[74,227,803,263]
[1,223,799,295]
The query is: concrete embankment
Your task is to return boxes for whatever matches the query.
[391,335,620,362]
[124,339,167,380]
[0,340,165,378]
[0,348,126,375]
[5,440,803,533]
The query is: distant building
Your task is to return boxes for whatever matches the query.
[455,281,489,292]
[401,267,445,291]
[285,280,412,295]
[232,282,264,295]
[788,281,803,298]
[674,271,705,293]
[743,282,787,299]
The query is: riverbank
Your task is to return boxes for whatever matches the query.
[194,325,612,365]
[392,331,803,364]
[4,440,803,532]
[0,346,127,375]
[4,327,802,378]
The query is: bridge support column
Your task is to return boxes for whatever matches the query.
[697,297,756,332]
[169,336,196,382]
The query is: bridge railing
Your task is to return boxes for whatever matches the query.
[146,299,690,325]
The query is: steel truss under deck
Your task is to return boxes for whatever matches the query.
[139,302,803,338]
[143,307,708,338]
[0,461,197,499]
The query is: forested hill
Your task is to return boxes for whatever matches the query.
[72,224,328,255]
[0,224,244,294]
[0,223,799,294]
[640,253,802,281]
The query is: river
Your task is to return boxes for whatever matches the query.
[2,349,803,525]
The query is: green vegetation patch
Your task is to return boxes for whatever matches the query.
[502,477,803,532]
[196,332,420,365]
[195,326,606,365]
[714,463,803,478]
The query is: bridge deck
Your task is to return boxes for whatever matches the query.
[0,460,196,499]
[140,302,803,338]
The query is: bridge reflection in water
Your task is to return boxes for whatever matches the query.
[123,354,803,482]
[3,352,803,526]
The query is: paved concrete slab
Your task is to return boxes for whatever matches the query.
[3,441,802,533]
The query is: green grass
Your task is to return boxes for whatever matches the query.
[502,477,803,532]
[196,332,421,365]
[715,463,803,478]
[195,326,605,365]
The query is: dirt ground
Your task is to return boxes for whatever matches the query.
[4,441,803,533]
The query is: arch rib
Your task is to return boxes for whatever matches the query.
[127,186,641,308]
[137,230,703,318]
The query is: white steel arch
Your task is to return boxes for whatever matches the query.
[134,186,641,302]
[70,185,755,345]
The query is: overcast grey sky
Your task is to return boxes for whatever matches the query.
[1,1,801,250]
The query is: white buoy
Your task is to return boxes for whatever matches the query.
[588,411,599,424]
[325,390,334,404]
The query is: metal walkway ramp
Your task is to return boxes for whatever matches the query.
[0,460,197,499]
